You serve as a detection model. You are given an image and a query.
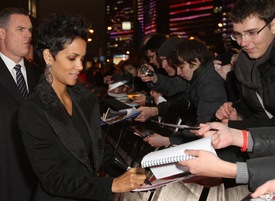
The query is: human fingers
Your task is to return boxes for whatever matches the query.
[213,59,222,64]
[231,48,240,54]
[196,123,217,137]
[251,183,270,198]
[143,133,155,142]
[135,110,145,121]
[128,167,146,175]
[133,97,146,106]
[251,179,275,198]
[112,169,146,192]
[129,169,147,187]
[143,137,156,147]
[144,134,167,147]
[211,133,221,149]
[134,95,145,101]
[134,115,146,122]
[213,60,222,70]
[135,111,151,121]
[178,150,200,171]
[216,103,232,119]
[138,73,150,82]
[137,107,144,112]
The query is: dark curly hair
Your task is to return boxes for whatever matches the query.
[36,13,90,64]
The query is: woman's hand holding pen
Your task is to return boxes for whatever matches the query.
[111,168,147,193]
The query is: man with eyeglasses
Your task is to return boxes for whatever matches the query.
[215,0,275,130]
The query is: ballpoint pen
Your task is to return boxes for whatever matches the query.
[151,120,219,131]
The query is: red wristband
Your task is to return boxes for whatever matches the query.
[241,130,248,152]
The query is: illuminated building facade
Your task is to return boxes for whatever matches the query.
[105,0,134,57]
[105,0,236,58]
[169,0,215,41]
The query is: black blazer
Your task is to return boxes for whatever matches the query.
[0,57,41,201]
[19,76,115,201]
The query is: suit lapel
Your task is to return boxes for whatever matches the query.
[37,78,96,174]
[45,106,94,173]
[0,58,24,104]
[25,59,39,93]
[72,91,104,173]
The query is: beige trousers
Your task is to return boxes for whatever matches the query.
[117,182,250,201]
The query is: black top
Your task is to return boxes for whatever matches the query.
[72,104,93,160]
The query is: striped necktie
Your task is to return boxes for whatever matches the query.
[14,64,28,99]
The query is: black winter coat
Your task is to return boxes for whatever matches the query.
[246,127,275,191]
[229,40,275,129]
[19,76,116,201]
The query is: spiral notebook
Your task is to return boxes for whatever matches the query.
[141,137,215,179]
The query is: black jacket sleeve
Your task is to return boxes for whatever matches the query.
[248,127,275,158]
[247,156,275,192]
[148,74,188,96]
[157,91,190,118]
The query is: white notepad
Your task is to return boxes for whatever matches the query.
[141,137,216,179]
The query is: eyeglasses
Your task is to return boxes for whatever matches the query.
[147,53,156,60]
[230,22,270,41]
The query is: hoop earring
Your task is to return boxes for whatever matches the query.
[44,63,53,84]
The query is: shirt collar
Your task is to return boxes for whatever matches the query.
[0,52,24,71]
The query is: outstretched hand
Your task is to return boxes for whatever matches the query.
[135,106,158,122]
[196,123,235,149]
[179,150,236,179]
[143,133,170,147]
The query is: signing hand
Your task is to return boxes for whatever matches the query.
[112,168,146,193]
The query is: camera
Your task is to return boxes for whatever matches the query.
[139,65,154,77]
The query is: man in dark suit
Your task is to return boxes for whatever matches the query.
[0,7,41,201]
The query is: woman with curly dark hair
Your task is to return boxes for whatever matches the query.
[18,13,146,201]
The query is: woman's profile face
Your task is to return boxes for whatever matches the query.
[124,64,137,77]
[50,38,87,87]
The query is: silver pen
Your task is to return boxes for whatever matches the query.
[151,120,218,131]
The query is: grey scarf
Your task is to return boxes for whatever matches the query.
[235,39,275,96]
